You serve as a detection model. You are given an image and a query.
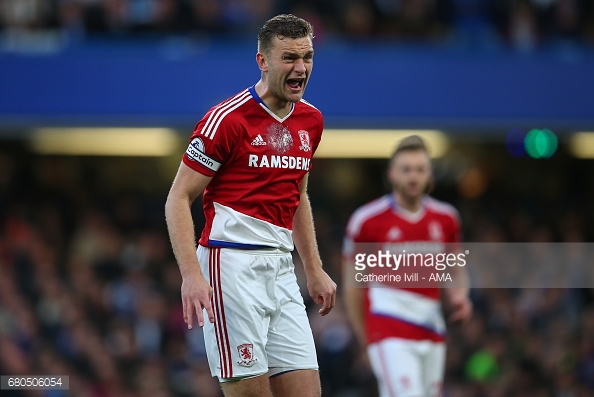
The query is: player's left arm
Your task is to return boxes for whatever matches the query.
[442,214,473,324]
[292,173,337,316]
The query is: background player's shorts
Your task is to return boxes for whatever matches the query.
[367,338,445,397]
[197,245,319,382]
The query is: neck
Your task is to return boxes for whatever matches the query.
[394,191,423,213]
[254,80,291,118]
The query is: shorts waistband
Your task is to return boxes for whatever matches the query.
[200,244,292,256]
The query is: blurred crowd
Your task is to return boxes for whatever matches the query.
[1,0,594,49]
[0,144,593,397]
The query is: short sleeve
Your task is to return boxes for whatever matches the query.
[182,111,241,177]
[310,113,324,155]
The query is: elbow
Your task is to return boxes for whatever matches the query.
[164,189,180,221]
[165,189,193,219]
[164,194,173,222]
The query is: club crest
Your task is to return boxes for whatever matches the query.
[298,130,311,152]
[429,221,443,241]
[237,343,257,367]
[387,226,402,241]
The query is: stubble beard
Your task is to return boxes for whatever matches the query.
[396,182,427,202]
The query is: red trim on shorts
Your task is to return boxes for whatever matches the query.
[216,248,232,378]
[210,248,232,378]
[209,249,224,376]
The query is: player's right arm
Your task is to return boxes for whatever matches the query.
[341,211,368,347]
[342,263,367,347]
[342,231,367,347]
[165,162,214,329]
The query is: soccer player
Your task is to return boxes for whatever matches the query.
[342,135,472,397]
[165,14,336,397]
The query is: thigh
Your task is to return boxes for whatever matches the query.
[367,338,425,397]
[421,342,446,397]
[269,369,320,397]
[266,256,318,376]
[198,246,277,381]
[220,373,270,397]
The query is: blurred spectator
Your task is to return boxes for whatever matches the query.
[56,0,85,39]
[549,0,581,40]
[189,0,226,34]
[0,0,50,32]
[585,1,594,44]
[1,0,593,47]
[86,0,128,34]
[377,0,452,39]
[507,0,540,50]
[340,1,377,38]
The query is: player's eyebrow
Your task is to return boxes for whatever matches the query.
[282,49,314,58]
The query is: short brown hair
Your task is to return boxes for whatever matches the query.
[258,14,314,54]
[390,135,430,162]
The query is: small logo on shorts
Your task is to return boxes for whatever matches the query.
[237,344,257,366]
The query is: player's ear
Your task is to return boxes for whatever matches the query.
[386,164,396,186]
[386,156,397,185]
[426,160,434,193]
[256,52,268,72]
[426,176,435,194]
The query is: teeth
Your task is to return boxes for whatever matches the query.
[288,80,301,88]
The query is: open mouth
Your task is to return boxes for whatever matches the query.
[287,78,304,91]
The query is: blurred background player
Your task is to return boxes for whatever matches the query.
[342,135,472,397]
[165,14,336,397]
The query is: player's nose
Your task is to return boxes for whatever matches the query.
[294,58,306,73]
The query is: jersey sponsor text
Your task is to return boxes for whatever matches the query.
[248,154,311,170]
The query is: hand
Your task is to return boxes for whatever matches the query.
[446,293,473,325]
[181,273,214,329]
[306,268,337,316]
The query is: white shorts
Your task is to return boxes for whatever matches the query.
[367,338,445,397]
[197,245,318,382]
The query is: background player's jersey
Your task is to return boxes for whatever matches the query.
[343,194,461,343]
[183,86,323,251]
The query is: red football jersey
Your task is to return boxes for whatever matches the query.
[344,194,461,343]
[183,86,323,250]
